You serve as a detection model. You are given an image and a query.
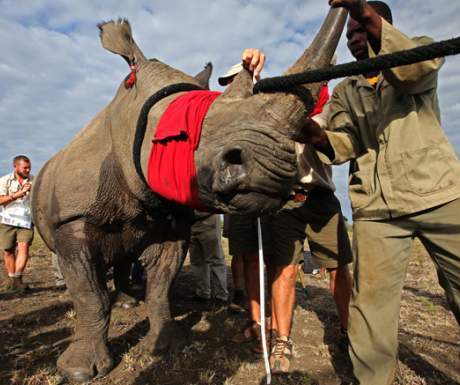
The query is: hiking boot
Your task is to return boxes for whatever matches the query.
[0,277,16,292]
[211,297,228,311]
[231,320,260,344]
[270,336,293,373]
[252,328,278,355]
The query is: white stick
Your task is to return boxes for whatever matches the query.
[257,217,271,384]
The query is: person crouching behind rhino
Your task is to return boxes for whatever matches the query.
[0,155,34,293]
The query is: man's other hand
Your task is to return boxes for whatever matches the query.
[242,48,265,81]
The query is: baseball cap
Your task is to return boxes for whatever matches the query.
[218,62,244,86]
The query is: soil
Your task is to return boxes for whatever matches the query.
[0,236,459,385]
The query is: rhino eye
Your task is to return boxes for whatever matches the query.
[223,148,243,166]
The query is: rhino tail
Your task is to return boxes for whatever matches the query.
[98,18,146,64]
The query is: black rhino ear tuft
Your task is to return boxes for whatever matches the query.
[194,62,213,90]
[98,18,146,64]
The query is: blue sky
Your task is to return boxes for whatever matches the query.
[1,0,459,221]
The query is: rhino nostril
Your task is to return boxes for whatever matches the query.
[223,148,243,166]
[212,147,247,194]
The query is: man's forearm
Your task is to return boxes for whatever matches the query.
[355,2,383,53]
[312,132,335,161]
[289,119,335,161]
[0,193,22,206]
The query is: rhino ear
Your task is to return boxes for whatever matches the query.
[221,68,253,100]
[98,18,147,64]
[194,62,213,90]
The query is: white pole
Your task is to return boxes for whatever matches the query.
[257,217,271,384]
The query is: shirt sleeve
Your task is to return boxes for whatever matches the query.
[369,19,444,95]
[0,176,8,196]
[315,86,361,165]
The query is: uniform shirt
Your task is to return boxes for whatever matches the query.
[0,172,34,204]
[320,19,460,220]
[295,103,335,193]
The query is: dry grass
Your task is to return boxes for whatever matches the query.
[1,235,458,385]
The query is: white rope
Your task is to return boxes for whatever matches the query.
[257,217,271,384]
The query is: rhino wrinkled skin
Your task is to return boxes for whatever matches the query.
[31,8,347,382]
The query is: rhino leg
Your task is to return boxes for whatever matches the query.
[142,238,188,353]
[113,258,139,309]
[54,221,113,382]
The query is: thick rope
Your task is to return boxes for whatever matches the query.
[254,36,460,93]
[132,82,203,212]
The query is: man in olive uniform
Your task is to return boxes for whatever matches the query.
[298,1,460,383]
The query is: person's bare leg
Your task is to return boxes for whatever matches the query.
[243,253,261,323]
[15,243,30,274]
[271,264,298,337]
[328,265,352,330]
[266,261,278,332]
[4,249,15,275]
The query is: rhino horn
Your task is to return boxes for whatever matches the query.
[98,18,147,64]
[194,62,213,90]
[220,67,254,100]
[268,7,347,125]
[286,7,347,76]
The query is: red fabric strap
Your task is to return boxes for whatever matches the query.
[147,90,221,208]
[309,84,329,117]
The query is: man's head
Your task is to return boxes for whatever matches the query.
[347,1,393,60]
[13,155,31,179]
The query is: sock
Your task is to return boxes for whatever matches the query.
[8,273,15,278]
[14,272,22,278]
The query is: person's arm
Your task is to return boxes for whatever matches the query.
[291,87,361,165]
[290,116,335,160]
[0,189,28,206]
[330,0,443,94]
[371,21,444,94]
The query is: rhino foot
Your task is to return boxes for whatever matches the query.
[142,320,188,354]
[113,291,139,309]
[57,338,114,382]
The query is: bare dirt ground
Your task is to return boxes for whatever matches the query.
[0,235,459,385]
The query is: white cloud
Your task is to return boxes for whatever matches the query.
[0,0,459,221]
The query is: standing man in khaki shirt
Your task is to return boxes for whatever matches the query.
[296,1,460,384]
[0,155,34,293]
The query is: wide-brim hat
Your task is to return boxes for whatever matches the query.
[218,62,244,86]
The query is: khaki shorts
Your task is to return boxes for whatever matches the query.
[0,223,34,251]
[269,189,352,268]
[227,215,273,257]
[227,189,352,268]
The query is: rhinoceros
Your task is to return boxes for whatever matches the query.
[31,7,347,382]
